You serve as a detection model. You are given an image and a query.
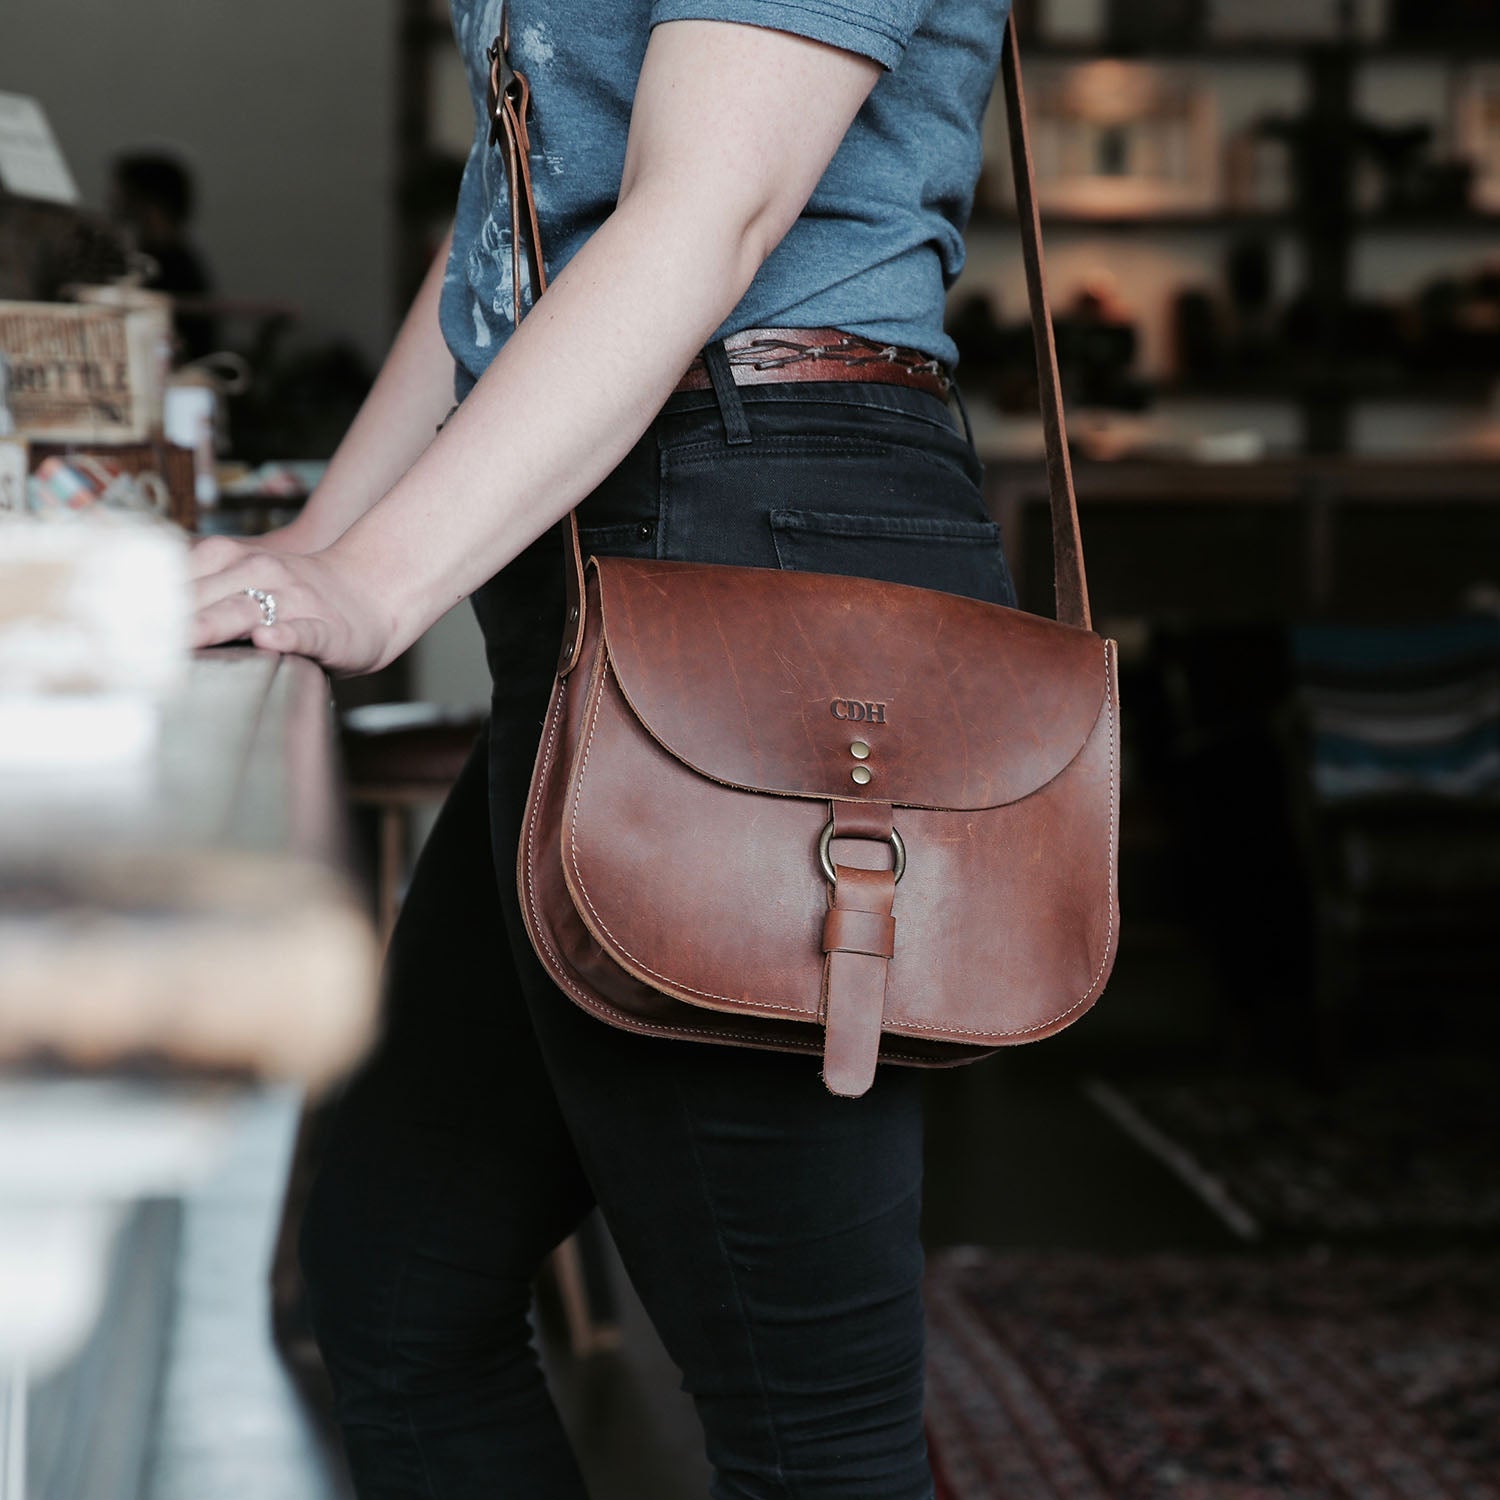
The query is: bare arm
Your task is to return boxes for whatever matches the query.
[268,228,460,552]
[193,21,881,666]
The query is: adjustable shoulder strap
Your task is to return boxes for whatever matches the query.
[488,5,589,670]
[1000,17,1091,631]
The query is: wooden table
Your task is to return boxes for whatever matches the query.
[0,648,379,1500]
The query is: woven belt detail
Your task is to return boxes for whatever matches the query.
[676,327,952,399]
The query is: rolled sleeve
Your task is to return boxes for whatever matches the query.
[648,0,933,69]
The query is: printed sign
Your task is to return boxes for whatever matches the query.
[0,93,79,205]
[0,301,162,443]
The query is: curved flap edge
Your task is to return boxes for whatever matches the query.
[593,556,1108,811]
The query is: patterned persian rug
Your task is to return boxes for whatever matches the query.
[1085,1059,1500,1242]
[925,1249,1500,1500]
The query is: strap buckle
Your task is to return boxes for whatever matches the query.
[486,7,531,144]
[818,820,906,886]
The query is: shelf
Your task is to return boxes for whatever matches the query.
[1018,37,1500,62]
[971,209,1292,232]
[1155,373,1499,404]
[1359,210,1500,233]
[970,208,1500,233]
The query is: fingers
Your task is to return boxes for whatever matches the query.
[250,616,330,662]
[188,553,349,667]
[186,545,375,673]
[192,588,273,649]
[187,533,252,579]
[191,549,290,648]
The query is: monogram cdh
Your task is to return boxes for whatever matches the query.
[829,699,888,724]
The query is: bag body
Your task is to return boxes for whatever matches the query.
[521,551,1121,1095]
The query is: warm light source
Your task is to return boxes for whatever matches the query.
[1027,62,1219,215]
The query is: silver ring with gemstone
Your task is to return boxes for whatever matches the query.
[243,587,277,627]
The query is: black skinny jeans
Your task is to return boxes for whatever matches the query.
[299,369,1017,1499]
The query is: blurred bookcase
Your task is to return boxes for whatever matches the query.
[963,0,1500,457]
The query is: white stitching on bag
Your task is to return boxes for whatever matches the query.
[523,671,849,1054]
[566,663,817,1021]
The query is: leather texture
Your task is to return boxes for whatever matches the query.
[595,557,1107,811]
[500,13,1122,1096]
[820,801,900,1097]
[519,563,1121,1095]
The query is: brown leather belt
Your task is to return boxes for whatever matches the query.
[675,327,952,400]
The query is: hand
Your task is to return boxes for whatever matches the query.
[189,535,405,675]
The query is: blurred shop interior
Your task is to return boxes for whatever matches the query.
[2,0,1499,1497]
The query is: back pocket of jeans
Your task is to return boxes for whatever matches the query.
[768,509,1016,607]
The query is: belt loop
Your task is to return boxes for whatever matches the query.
[949,381,976,449]
[701,339,752,446]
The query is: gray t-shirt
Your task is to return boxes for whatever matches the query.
[440,0,1010,393]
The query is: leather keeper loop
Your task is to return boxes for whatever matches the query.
[822,907,896,959]
[832,798,895,843]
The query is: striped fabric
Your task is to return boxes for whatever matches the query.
[1291,618,1500,800]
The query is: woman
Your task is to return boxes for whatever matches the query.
[192,1,1014,1494]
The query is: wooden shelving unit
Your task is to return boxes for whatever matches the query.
[1154,374,1499,403]
[974,208,1500,232]
[976,23,1500,453]
[1015,38,1500,62]
[971,208,1296,231]
[984,454,1500,619]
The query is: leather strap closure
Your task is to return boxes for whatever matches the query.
[485,8,588,674]
[822,907,896,960]
[831,797,900,841]
[820,800,899,1098]
[487,14,1092,652]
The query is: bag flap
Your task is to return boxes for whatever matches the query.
[592,557,1109,812]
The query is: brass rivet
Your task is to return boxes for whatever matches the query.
[851,765,873,786]
[850,741,871,760]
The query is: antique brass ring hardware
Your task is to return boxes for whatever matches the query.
[818,821,907,886]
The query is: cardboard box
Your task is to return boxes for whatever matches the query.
[0,296,168,444]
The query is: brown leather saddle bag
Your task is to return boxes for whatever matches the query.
[504,19,1120,1096]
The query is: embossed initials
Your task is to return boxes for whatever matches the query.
[829,699,887,724]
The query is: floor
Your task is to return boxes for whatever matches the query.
[142,1087,352,1500]
[140,932,1234,1500]
[138,1082,714,1500]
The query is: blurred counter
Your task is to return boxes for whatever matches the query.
[0,648,377,1082]
[0,647,378,1500]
